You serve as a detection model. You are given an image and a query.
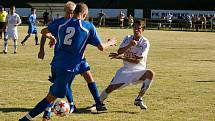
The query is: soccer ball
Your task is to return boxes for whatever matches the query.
[53,100,70,117]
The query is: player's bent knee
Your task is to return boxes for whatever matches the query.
[145,70,154,79]
[45,93,57,103]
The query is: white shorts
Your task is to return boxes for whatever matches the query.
[110,66,146,87]
[5,28,18,40]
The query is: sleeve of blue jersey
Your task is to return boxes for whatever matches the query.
[28,15,31,23]
[87,23,102,46]
[48,20,58,35]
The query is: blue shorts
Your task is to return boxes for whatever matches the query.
[48,59,90,83]
[28,25,37,34]
[75,58,90,75]
[49,66,75,98]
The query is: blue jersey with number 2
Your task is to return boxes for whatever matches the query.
[50,18,101,71]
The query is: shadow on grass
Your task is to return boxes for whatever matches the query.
[74,106,108,114]
[110,110,140,114]
[0,107,32,112]
[191,59,215,62]
[0,107,107,114]
[167,47,207,50]
[196,80,215,83]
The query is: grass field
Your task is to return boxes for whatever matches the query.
[0,26,215,121]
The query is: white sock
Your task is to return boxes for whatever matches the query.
[141,79,153,92]
[4,39,8,52]
[25,113,32,120]
[136,96,142,100]
[14,39,17,52]
[70,102,74,106]
[100,89,108,102]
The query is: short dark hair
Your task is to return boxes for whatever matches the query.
[73,2,88,14]
[0,5,3,10]
[31,8,36,11]
[10,5,15,9]
[133,20,145,28]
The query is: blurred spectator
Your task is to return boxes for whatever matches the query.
[211,14,215,31]
[127,14,134,28]
[191,14,196,30]
[0,5,7,39]
[200,15,206,29]
[43,9,49,26]
[54,13,62,20]
[195,15,201,32]
[178,14,183,30]
[97,10,106,27]
[185,14,192,29]
[166,12,173,29]
[118,11,125,28]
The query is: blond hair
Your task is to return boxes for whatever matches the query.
[64,1,76,11]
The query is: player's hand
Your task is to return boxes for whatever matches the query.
[109,52,118,58]
[109,52,122,59]
[38,49,45,60]
[49,38,56,48]
[108,37,117,46]
[129,40,137,46]
[14,23,20,26]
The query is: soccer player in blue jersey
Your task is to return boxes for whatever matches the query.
[19,2,117,121]
[39,1,109,120]
[38,2,77,120]
[21,8,39,45]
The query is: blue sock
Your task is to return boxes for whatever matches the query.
[66,86,73,104]
[19,98,50,121]
[35,35,39,44]
[88,82,101,105]
[43,103,53,118]
[21,34,30,43]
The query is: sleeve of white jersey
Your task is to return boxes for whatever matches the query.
[17,14,22,25]
[119,35,130,49]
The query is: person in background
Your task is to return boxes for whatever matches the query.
[97,10,106,27]
[119,11,125,28]
[3,5,21,54]
[21,8,39,45]
[128,14,134,28]
[43,9,49,26]
[166,12,173,29]
[0,5,7,40]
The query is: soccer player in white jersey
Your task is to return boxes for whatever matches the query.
[100,20,154,109]
[3,5,21,54]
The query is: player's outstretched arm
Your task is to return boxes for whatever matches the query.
[41,28,56,48]
[97,37,117,51]
[110,54,142,64]
[38,36,47,60]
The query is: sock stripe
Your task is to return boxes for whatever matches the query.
[26,113,32,120]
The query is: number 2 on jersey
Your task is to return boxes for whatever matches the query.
[64,27,75,45]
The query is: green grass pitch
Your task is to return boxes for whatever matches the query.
[0,26,214,121]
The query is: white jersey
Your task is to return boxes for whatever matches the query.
[119,35,150,70]
[5,13,21,39]
[166,14,173,23]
